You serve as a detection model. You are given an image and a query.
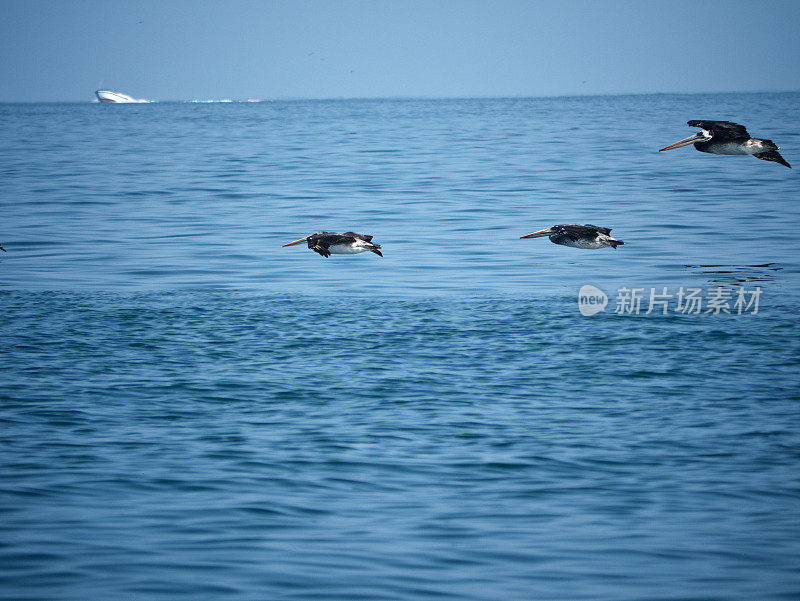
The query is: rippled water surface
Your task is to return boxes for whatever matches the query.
[2,95,800,600]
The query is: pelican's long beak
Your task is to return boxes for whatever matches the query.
[520,228,553,239]
[282,237,308,247]
[659,132,706,152]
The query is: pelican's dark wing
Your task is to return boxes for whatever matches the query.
[557,224,609,240]
[583,224,612,236]
[310,233,356,257]
[321,233,357,245]
[310,243,332,257]
[306,233,336,257]
[754,150,791,168]
[342,232,373,242]
[687,120,750,141]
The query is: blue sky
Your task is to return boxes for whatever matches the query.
[2,0,799,101]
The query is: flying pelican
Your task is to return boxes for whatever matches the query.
[282,231,383,258]
[659,120,790,168]
[520,224,624,249]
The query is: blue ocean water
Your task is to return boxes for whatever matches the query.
[2,95,799,600]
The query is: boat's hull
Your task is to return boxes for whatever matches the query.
[95,90,136,103]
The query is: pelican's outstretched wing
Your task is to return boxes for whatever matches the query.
[310,243,332,257]
[557,224,610,241]
[309,234,336,258]
[582,224,612,236]
[342,232,373,242]
[687,120,750,140]
[754,150,791,168]
[324,233,358,245]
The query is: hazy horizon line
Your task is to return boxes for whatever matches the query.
[4,88,800,104]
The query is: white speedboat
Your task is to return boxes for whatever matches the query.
[95,90,136,103]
